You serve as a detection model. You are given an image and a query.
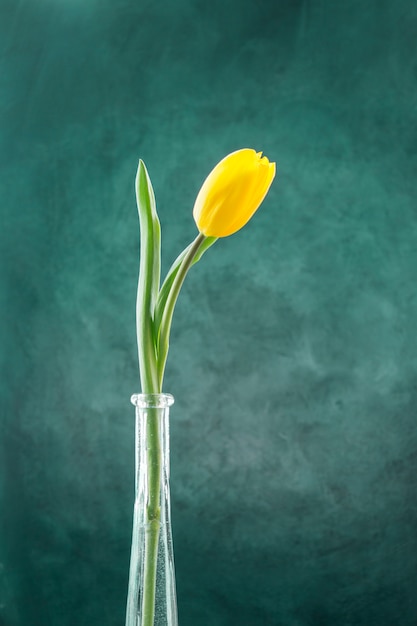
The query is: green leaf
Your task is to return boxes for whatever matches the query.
[136,160,161,392]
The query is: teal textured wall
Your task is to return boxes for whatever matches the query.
[1,1,417,624]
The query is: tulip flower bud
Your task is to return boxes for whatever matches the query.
[193,148,276,237]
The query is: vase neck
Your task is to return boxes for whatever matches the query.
[131,393,174,500]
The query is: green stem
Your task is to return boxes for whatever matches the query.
[141,407,162,626]
[157,233,207,388]
[138,234,215,624]
[154,235,217,340]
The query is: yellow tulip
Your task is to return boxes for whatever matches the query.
[193,148,276,237]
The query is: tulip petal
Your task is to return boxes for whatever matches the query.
[193,149,276,237]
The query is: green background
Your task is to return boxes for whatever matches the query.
[1,1,417,624]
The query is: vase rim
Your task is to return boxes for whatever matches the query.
[131,393,174,408]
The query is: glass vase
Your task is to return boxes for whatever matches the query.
[125,393,178,626]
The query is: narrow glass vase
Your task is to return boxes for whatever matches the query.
[125,393,178,626]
